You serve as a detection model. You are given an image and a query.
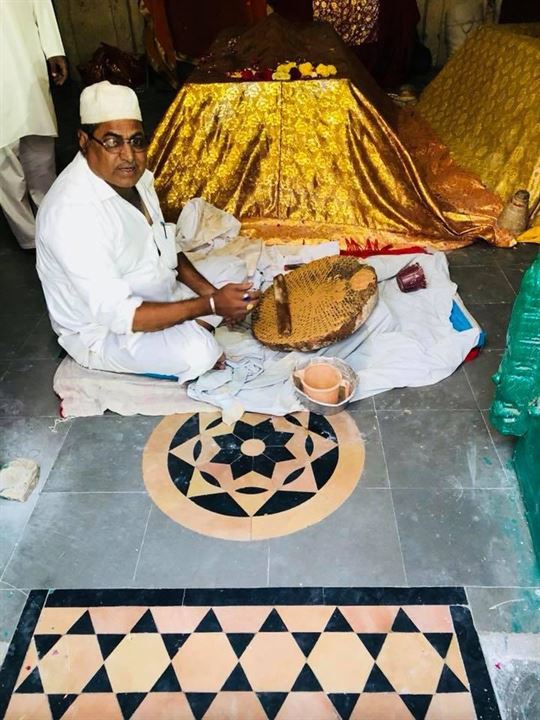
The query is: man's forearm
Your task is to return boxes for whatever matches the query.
[132,296,212,332]
[176,253,215,297]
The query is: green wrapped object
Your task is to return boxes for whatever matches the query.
[490,250,540,558]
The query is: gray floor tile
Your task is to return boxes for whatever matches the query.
[348,410,388,488]
[268,488,406,586]
[374,368,476,411]
[0,418,72,575]
[0,499,39,577]
[467,587,540,634]
[379,409,508,489]
[347,396,375,413]
[497,242,539,267]
[0,314,42,361]
[482,412,517,481]
[447,242,499,266]
[44,416,160,492]
[468,303,512,349]
[502,264,529,294]
[19,315,63,360]
[464,349,503,410]
[3,492,151,588]
[135,507,269,588]
[480,632,540,720]
[451,266,515,304]
[0,588,28,665]
[0,285,47,318]
[0,417,72,486]
[393,488,540,587]
[0,359,61,417]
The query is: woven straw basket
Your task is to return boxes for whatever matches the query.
[252,256,378,351]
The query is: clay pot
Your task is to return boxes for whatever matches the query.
[297,363,346,405]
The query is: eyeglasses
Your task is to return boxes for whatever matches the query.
[88,133,148,154]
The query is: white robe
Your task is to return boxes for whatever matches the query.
[36,154,247,383]
[0,0,65,148]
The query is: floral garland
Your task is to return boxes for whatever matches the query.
[227,61,338,81]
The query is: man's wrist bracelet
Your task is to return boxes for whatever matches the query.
[208,294,216,314]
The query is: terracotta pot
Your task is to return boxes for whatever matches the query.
[299,364,344,405]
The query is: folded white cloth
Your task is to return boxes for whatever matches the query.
[176,197,241,252]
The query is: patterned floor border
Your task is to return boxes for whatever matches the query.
[0,587,501,720]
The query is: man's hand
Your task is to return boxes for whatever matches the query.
[47,56,68,86]
[213,283,260,321]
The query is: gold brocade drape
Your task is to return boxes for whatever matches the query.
[149,75,510,250]
[418,24,540,219]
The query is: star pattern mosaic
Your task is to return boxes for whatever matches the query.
[0,588,500,720]
[143,412,365,540]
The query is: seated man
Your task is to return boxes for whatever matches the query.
[36,81,259,382]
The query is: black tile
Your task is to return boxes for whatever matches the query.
[116,693,146,719]
[48,693,78,720]
[259,608,288,632]
[97,634,124,660]
[451,605,502,719]
[151,664,181,692]
[185,693,216,719]
[329,693,360,720]
[130,609,158,634]
[161,634,189,659]
[192,492,248,517]
[291,664,322,691]
[400,694,432,720]
[436,664,469,693]
[363,664,394,692]
[257,692,288,720]
[222,663,252,691]
[0,590,47,717]
[358,633,386,660]
[424,633,454,659]
[82,665,113,693]
[194,609,223,633]
[66,610,95,635]
[325,608,354,632]
[227,633,255,658]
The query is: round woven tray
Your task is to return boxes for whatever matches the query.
[252,256,378,351]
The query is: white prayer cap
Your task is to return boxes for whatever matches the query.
[80,81,142,124]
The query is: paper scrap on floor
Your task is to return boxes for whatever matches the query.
[54,199,481,420]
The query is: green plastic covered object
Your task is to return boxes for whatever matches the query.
[490,249,540,558]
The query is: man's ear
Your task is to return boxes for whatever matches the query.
[78,129,89,155]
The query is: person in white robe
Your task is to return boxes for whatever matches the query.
[36,81,259,382]
[0,0,67,249]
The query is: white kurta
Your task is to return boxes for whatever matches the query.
[36,153,246,382]
[0,0,65,148]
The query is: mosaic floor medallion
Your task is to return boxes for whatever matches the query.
[0,587,501,720]
[143,412,365,540]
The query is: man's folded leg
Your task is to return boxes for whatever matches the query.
[84,320,223,384]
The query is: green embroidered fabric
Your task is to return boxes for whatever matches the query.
[490,250,540,558]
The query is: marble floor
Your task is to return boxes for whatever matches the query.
[1,587,497,720]
[0,84,539,719]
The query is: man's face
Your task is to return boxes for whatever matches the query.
[78,119,147,189]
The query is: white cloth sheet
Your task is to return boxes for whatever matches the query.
[186,250,480,421]
[54,246,480,419]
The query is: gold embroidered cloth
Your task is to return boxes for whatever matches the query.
[148,19,512,250]
[418,24,540,216]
